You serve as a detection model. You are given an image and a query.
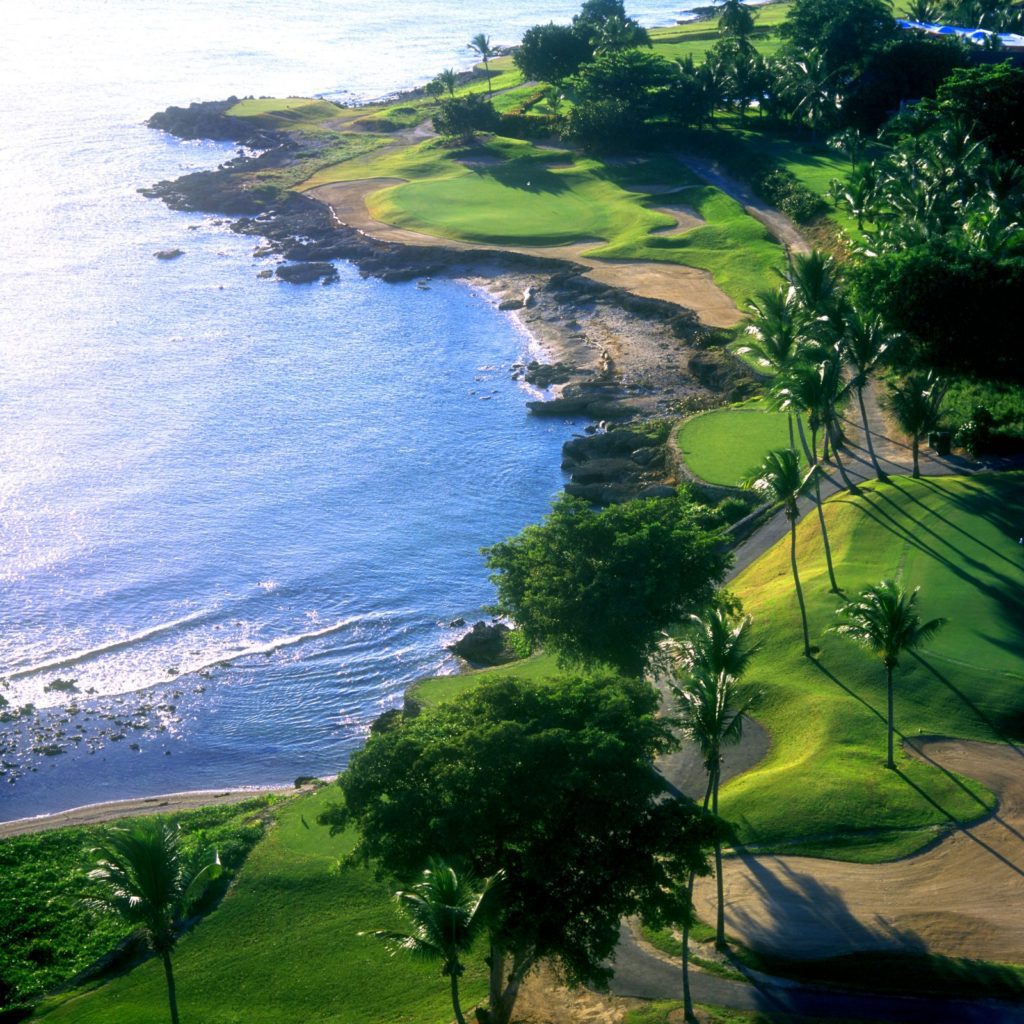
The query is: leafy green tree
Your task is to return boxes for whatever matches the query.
[437,68,459,97]
[85,822,222,1024]
[574,0,651,49]
[322,675,713,1024]
[830,579,947,768]
[484,493,728,675]
[779,0,897,75]
[514,23,593,84]
[886,371,947,477]
[432,94,500,139]
[743,449,816,657]
[368,861,502,1024]
[469,33,498,99]
[667,603,761,953]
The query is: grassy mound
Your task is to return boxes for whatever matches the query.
[722,472,1024,859]
[677,404,809,487]
[33,790,486,1023]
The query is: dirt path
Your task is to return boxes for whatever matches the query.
[693,737,1024,963]
[303,177,743,329]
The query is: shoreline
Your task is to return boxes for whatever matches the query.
[0,783,301,839]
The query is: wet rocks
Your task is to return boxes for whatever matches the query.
[276,262,338,285]
[448,621,513,667]
[154,248,184,260]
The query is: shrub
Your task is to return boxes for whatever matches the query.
[432,95,500,139]
[498,112,561,140]
[754,168,827,224]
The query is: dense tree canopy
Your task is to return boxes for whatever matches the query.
[324,675,713,1022]
[485,494,728,675]
[514,23,593,84]
[779,0,897,74]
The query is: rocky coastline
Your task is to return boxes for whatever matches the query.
[142,100,755,518]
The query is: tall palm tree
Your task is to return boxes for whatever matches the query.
[775,360,841,591]
[438,68,458,98]
[86,821,222,1024]
[468,34,497,99]
[717,0,757,41]
[840,311,898,482]
[743,448,816,657]
[368,860,502,1024]
[886,372,947,478]
[830,579,947,768]
[668,603,761,954]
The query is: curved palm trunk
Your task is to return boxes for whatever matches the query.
[483,56,493,98]
[711,765,727,949]
[451,970,468,1024]
[886,664,895,769]
[161,953,180,1024]
[829,426,858,492]
[911,436,921,478]
[856,383,886,481]
[789,512,812,657]
[810,429,839,592]
[794,416,814,467]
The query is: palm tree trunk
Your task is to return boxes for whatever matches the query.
[856,384,885,481]
[682,873,696,1021]
[829,428,858,493]
[451,971,467,1024]
[161,953,180,1024]
[912,436,920,478]
[886,665,895,769]
[810,429,839,592]
[712,766,727,949]
[795,416,814,467]
[790,514,812,657]
[484,57,493,98]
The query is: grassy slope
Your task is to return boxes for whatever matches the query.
[722,473,1023,859]
[301,138,783,305]
[35,789,486,1023]
[649,2,793,65]
[676,403,808,487]
[415,474,1024,862]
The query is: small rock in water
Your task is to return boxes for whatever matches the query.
[154,248,184,260]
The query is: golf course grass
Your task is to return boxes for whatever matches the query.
[677,403,808,487]
[414,473,1024,863]
[33,788,487,1024]
[649,1,793,65]
[300,138,783,304]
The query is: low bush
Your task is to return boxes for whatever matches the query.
[943,377,1024,454]
[754,168,827,224]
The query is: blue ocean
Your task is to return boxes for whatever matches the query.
[0,0,702,819]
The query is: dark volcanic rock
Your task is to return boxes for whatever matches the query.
[154,248,184,260]
[448,621,512,667]
[276,262,338,284]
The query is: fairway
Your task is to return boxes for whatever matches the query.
[300,139,783,304]
[34,790,487,1023]
[721,472,1024,859]
[677,405,808,486]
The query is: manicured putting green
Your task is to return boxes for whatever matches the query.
[677,405,808,487]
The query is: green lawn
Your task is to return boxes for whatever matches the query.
[721,472,1024,859]
[301,138,783,305]
[677,403,808,487]
[34,789,487,1023]
[413,474,1024,863]
[650,1,794,65]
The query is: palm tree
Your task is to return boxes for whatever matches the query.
[717,0,757,41]
[468,34,497,99]
[368,860,502,1024]
[840,311,898,482]
[668,603,761,954]
[86,821,222,1024]
[438,68,458,98]
[886,372,947,478]
[830,580,947,768]
[775,359,841,591]
[743,448,816,657]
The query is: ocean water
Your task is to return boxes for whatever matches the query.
[0,0,699,820]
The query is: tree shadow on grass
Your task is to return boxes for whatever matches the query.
[475,162,572,195]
